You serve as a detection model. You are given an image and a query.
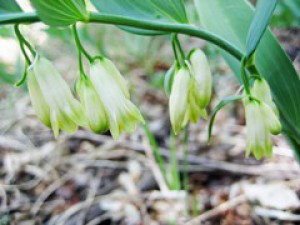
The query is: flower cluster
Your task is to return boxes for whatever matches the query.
[243,79,281,159]
[77,58,144,140]
[169,49,212,134]
[25,47,282,160]
[27,55,144,139]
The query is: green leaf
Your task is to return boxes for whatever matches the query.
[0,0,23,24]
[0,0,22,13]
[194,0,300,156]
[285,135,300,162]
[246,0,278,58]
[91,0,188,35]
[208,96,244,142]
[30,0,89,26]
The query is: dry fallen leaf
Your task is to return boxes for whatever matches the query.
[243,183,300,210]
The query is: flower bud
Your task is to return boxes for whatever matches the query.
[244,98,273,159]
[90,58,144,140]
[76,76,109,133]
[27,56,87,137]
[252,78,278,116]
[189,49,212,109]
[169,68,190,134]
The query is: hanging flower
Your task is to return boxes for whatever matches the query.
[169,67,208,134]
[27,56,87,137]
[189,49,212,109]
[169,67,190,134]
[89,57,144,140]
[244,97,281,159]
[76,76,109,134]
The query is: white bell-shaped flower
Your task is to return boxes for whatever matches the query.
[189,49,212,109]
[90,58,144,140]
[244,98,273,159]
[169,67,190,134]
[27,56,87,137]
[76,76,109,134]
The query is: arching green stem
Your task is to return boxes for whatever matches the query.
[2,12,243,61]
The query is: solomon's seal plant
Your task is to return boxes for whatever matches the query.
[1,0,299,161]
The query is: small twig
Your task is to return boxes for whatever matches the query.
[184,195,247,225]
[142,138,169,193]
[31,172,73,215]
[254,207,300,221]
[86,213,111,225]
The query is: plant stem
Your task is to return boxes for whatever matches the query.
[241,57,251,95]
[143,122,169,187]
[171,34,180,65]
[171,34,186,67]
[72,25,89,78]
[72,24,93,62]
[183,126,189,193]
[14,25,31,64]
[14,24,36,56]
[173,34,186,61]
[182,126,190,216]
[2,12,243,61]
[170,131,181,190]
